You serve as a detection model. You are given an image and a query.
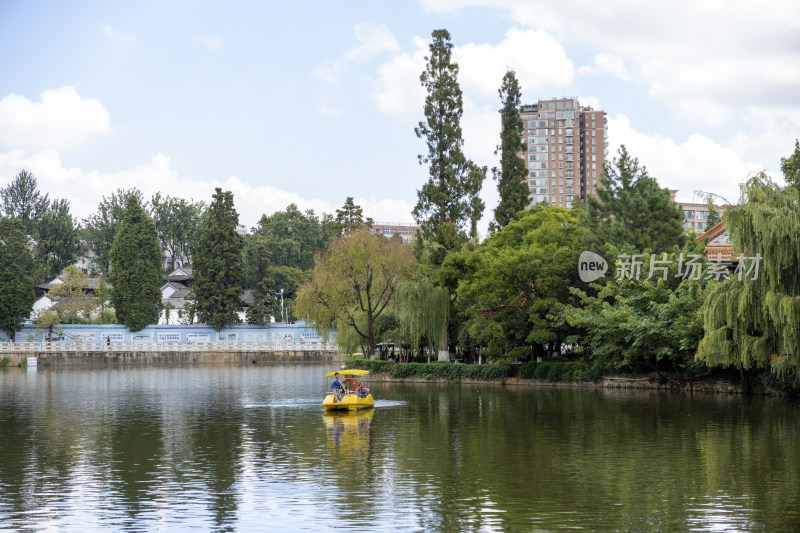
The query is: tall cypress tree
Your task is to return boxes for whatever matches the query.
[109,195,162,331]
[0,218,36,341]
[490,70,528,232]
[413,29,486,264]
[194,188,244,330]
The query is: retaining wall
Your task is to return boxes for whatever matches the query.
[1,350,341,367]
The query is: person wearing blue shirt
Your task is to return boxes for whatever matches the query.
[331,373,343,401]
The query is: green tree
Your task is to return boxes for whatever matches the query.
[457,206,586,360]
[780,138,800,188]
[413,29,486,264]
[295,229,415,357]
[109,195,162,331]
[150,193,205,271]
[194,188,244,330]
[704,196,720,228]
[0,169,49,238]
[83,189,144,275]
[243,236,278,325]
[585,145,685,252]
[335,197,373,233]
[0,218,36,340]
[395,281,450,361]
[252,204,334,271]
[490,70,528,232]
[35,199,82,283]
[696,173,800,382]
[565,245,706,379]
[35,266,96,341]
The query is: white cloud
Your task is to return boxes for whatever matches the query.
[312,22,400,82]
[371,36,429,119]
[0,87,112,150]
[577,53,630,81]
[454,28,573,97]
[357,197,416,224]
[318,96,342,117]
[102,25,135,44]
[0,149,414,229]
[607,114,764,205]
[421,0,800,125]
[192,34,223,50]
[372,28,573,119]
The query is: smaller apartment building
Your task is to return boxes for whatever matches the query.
[369,222,419,244]
[669,191,726,233]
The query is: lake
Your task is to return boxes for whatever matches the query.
[1,364,799,532]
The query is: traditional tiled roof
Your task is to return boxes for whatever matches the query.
[36,275,109,291]
[695,221,738,263]
[164,267,193,281]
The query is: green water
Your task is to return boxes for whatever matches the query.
[1,364,799,532]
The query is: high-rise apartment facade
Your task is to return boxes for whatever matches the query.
[519,98,607,209]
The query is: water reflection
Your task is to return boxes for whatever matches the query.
[1,365,800,531]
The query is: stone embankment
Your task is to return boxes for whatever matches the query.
[367,373,750,395]
[2,350,341,367]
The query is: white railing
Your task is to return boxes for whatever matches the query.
[0,340,338,353]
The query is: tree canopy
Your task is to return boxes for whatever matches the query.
[109,194,163,331]
[150,193,205,271]
[490,69,528,232]
[457,206,586,360]
[780,138,800,188]
[83,188,144,275]
[0,169,49,238]
[0,217,36,340]
[335,197,373,234]
[295,229,415,357]
[35,199,82,284]
[585,145,685,252]
[194,188,244,330]
[565,245,706,377]
[252,204,337,271]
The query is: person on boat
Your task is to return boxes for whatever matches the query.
[356,382,369,398]
[331,373,343,402]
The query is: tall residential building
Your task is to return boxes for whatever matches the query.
[520,98,608,209]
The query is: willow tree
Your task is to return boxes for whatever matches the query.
[295,229,415,358]
[395,281,450,361]
[697,173,800,382]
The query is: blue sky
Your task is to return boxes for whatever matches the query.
[1,0,798,233]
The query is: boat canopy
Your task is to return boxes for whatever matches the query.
[325,369,370,377]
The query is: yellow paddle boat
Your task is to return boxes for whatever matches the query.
[323,369,375,411]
